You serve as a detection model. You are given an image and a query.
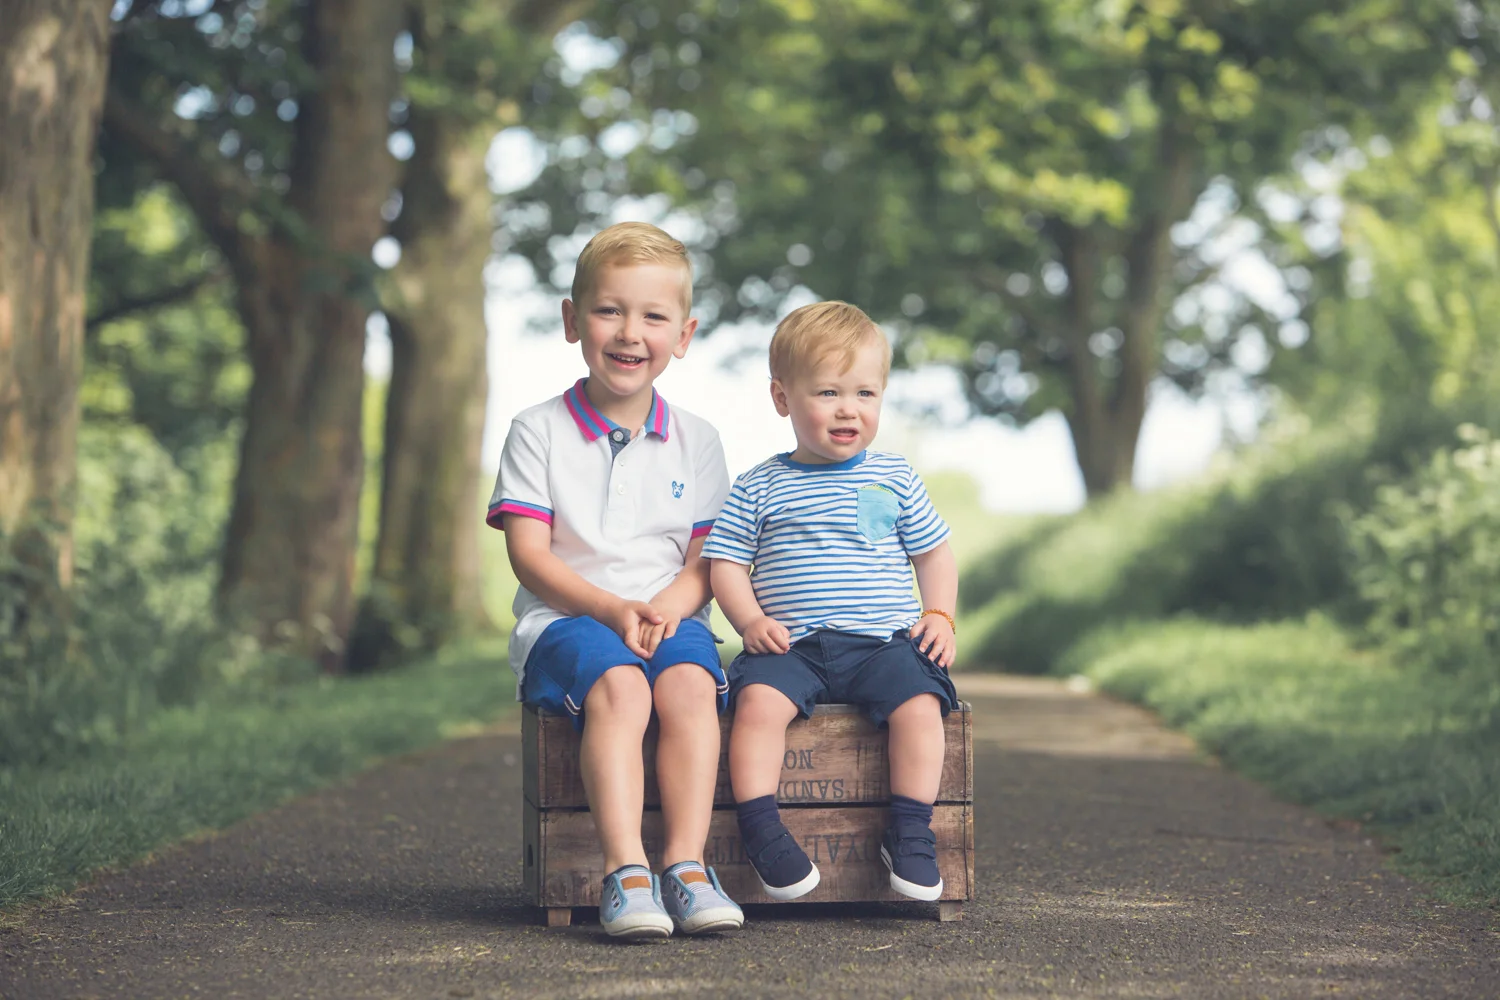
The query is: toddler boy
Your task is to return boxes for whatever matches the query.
[488,222,742,938]
[703,301,959,902]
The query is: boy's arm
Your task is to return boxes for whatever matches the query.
[909,540,958,668]
[710,558,791,655]
[504,514,662,659]
[635,537,712,656]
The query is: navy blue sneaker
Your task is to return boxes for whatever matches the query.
[743,821,820,900]
[880,823,943,901]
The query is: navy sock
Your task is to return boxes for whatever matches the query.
[735,794,782,843]
[889,794,934,828]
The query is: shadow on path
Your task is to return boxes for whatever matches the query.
[1,675,1496,999]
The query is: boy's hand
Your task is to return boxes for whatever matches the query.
[911,614,956,669]
[599,599,665,660]
[742,615,791,655]
[637,612,681,659]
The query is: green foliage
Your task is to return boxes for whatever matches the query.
[512,0,1466,449]
[958,409,1456,673]
[1065,618,1500,905]
[0,642,514,909]
[1347,425,1500,673]
[0,424,311,769]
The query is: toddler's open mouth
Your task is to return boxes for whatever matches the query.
[829,428,859,443]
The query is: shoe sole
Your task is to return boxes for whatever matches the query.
[603,914,674,939]
[675,909,746,935]
[880,846,944,902]
[758,863,821,901]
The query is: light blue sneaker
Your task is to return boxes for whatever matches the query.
[660,861,744,935]
[599,865,673,939]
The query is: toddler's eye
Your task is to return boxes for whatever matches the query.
[859,390,877,397]
[819,390,837,397]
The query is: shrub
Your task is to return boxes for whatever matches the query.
[959,408,1458,673]
[0,425,314,768]
[1345,425,1500,674]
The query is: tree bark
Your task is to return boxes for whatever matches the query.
[346,101,493,669]
[214,0,405,668]
[349,0,586,669]
[0,2,111,606]
[1060,131,1196,499]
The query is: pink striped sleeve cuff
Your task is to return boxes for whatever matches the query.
[487,500,553,530]
[691,519,714,539]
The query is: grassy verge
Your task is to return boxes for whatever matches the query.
[1062,617,1500,906]
[0,640,516,911]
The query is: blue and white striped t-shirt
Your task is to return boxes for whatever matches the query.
[702,450,950,642]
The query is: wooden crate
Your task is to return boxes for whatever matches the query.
[522,702,974,925]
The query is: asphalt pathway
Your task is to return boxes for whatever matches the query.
[2,674,1497,999]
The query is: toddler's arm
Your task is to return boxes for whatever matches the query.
[710,559,791,654]
[504,515,663,659]
[910,540,958,668]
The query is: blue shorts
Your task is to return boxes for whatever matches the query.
[522,616,728,731]
[727,628,958,728]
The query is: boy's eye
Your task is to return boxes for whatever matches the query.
[595,306,620,316]
[818,389,837,397]
[645,312,668,322]
[859,389,877,397]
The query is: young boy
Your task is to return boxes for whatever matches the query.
[487,222,742,938]
[702,301,959,903]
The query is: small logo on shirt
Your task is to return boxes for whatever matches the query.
[671,480,685,499]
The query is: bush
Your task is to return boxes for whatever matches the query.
[958,408,1457,673]
[1345,425,1500,674]
[0,425,313,768]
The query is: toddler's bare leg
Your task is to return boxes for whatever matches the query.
[580,665,653,873]
[886,693,945,803]
[652,663,722,868]
[729,684,799,800]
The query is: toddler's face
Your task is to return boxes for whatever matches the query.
[564,263,695,406]
[772,340,887,465]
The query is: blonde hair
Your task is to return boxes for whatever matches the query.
[571,222,692,313]
[769,301,890,384]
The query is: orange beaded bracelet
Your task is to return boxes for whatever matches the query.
[920,608,956,634]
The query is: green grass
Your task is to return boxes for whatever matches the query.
[0,641,516,910]
[1063,617,1500,906]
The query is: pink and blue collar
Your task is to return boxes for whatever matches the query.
[564,378,671,442]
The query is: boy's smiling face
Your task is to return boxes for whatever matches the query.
[772,339,888,465]
[563,262,696,418]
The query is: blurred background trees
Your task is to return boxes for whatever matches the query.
[3,0,1500,773]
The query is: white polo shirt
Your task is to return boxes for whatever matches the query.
[487,378,731,693]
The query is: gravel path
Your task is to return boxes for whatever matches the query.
[2,674,1496,999]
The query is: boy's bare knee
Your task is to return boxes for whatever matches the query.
[887,692,943,727]
[735,684,799,727]
[584,665,652,722]
[652,663,717,718]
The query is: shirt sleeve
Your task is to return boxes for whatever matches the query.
[701,471,759,565]
[691,429,732,541]
[897,464,951,556]
[486,419,552,531]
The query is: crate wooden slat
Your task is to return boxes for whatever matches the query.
[523,703,972,808]
[524,803,973,908]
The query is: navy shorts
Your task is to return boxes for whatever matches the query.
[522,616,728,731]
[727,628,958,728]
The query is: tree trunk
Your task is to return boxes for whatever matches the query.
[345,102,492,669]
[1060,131,1196,500]
[0,3,111,610]
[214,0,404,668]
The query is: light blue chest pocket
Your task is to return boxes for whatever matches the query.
[856,485,900,543]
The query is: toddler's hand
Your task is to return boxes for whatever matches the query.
[600,599,664,660]
[911,614,956,669]
[742,615,791,655]
[637,611,681,659]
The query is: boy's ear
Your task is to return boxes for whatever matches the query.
[562,299,580,344]
[770,378,792,417]
[671,316,699,359]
